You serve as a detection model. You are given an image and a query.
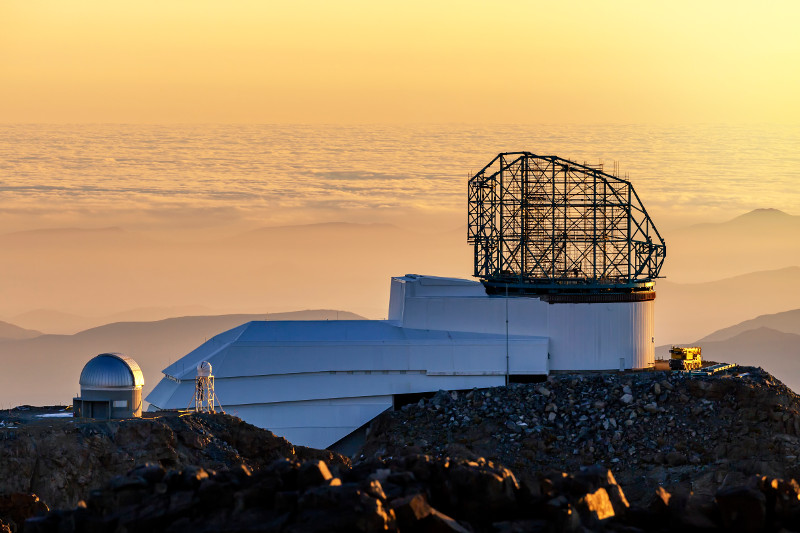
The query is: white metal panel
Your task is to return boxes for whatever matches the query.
[388,278,406,321]
[401,297,506,333]
[146,378,180,409]
[164,321,496,379]
[155,369,507,407]
[404,275,487,297]
[631,299,655,369]
[508,297,550,337]
[161,323,247,379]
[166,323,543,380]
[508,338,550,374]
[229,396,393,450]
[148,371,507,448]
[546,301,653,371]
[400,294,550,338]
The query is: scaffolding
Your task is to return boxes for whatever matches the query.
[192,361,222,413]
[468,152,665,292]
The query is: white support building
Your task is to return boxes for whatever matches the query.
[147,274,654,450]
[149,152,665,451]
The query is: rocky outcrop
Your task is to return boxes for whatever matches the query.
[0,412,347,510]
[361,366,800,504]
[9,365,800,531]
[24,455,800,532]
[0,493,48,533]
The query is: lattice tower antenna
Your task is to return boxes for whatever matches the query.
[193,361,222,413]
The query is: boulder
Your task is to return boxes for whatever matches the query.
[716,485,766,532]
[576,488,615,523]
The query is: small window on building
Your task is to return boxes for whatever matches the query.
[113,400,128,408]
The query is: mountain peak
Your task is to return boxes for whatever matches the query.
[730,208,793,222]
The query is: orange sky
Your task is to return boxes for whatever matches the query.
[2,1,799,124]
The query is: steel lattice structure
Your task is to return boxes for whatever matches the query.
[468,152,666,292]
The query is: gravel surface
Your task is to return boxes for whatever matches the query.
[360,366,800,504]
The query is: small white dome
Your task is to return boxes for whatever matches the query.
[196,361,212,377]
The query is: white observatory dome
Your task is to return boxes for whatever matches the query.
[196,361,212,377]
[79,353,144,390]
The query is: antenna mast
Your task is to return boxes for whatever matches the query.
[194,361,221,413]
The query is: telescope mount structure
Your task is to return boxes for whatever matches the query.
[468,152,665,300]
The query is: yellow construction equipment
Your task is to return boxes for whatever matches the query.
[669,346,702,371]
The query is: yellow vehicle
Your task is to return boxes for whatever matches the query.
[669,346,702,371]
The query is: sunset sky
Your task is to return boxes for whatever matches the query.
[0,1,799,325]
[2,1,800,405]
[2,1,799,124]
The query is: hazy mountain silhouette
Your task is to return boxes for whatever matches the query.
[9,306,218,335]
[656,302,800,393]
[665,208,800,282]
[7,310,93,335]
[0,320,42,340]
[655,266,800,344]
[698,308,800,342]
[2,211,798,358]
[0,310,364,408]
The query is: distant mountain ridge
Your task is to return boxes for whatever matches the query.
[665,208,800,282]
[7,306,218,335]
[2,210,799,382]
[686,208,797,230]
[0,309,365,407]
[0,320,42,340]
[655,266,800,344]
[698,308,800,342]
[656,309,800,393]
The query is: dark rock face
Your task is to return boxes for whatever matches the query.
[0,493,48,532]
[361,366,800,504]
[25,456,800,532]
[10,366,800,531]
[0,412,347,510]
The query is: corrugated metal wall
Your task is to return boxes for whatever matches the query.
[392,276,655,371]
[546,300,654,371]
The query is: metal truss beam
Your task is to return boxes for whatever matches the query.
[467,152,666,289]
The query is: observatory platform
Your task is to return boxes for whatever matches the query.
[147,152,666,451]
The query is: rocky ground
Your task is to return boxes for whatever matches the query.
[7,365,800,532]
[361,366,800,504]
[0,409,346,511]
[20,453,800,532]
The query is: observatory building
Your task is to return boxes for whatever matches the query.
[73,353,145,419]
[147,152,666,450]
